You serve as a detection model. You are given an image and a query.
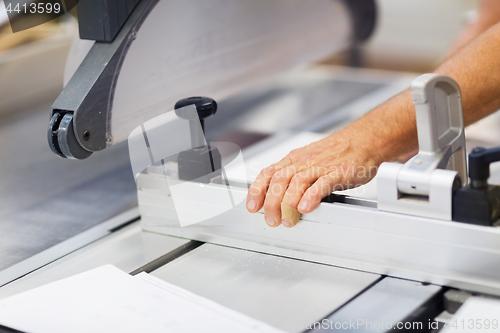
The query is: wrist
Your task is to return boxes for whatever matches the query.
[342,90,418,166]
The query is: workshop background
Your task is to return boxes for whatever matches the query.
[1,1,499,332]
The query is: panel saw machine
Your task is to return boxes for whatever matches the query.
[135,73,500,296]
[2,0,500,331]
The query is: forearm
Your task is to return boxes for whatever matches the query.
[436,23,500,125]
[342,91,416,164]
[346,22,500,163]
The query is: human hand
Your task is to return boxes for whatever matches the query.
[245,127,382,228]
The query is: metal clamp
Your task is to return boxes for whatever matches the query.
[378,74,467,220]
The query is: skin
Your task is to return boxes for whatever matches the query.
[246,7,500,228]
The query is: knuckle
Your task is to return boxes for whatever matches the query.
[319,174,332,184]
[284,187,301,202]
[321,174,336,186]
[307,184,326,200]
[324,172,337,181]
[263,201,277,214]
[273,167,293,181]
[248,185,262,197]
[259,167,270,177]
[303,168,318,180]
[288,148,300,157]
[290,172,305,185]
[268,182,285,196]
[287,149,302,162]
[264,165,278,176]
[296,164,308,173]
[309,192,322,202]
[273,170,285,181]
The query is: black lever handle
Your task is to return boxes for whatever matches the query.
[174,97,217,133]
[174,97,221,183]
[468,147,500,189]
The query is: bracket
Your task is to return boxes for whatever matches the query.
[378,74,467,220]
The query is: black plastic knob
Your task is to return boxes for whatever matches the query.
[175,97,217,134]
[175,97,217,120]
[469,146,500,188]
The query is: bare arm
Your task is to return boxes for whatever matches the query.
[246,22,500,228]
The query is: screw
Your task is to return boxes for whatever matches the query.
[83,130,90,141]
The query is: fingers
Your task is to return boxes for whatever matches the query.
[246,166,274,213]
[246,155,294,213]
[281,202,300,228]
[298,173,342,214]
[245,142,350,228]
[245,131,376,228]
[248,163,338,228]
[262,165,298,227]
[281,168,323,227]
[282,168,322,207]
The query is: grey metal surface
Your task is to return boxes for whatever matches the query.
[207,79,385,142]
[0,104,138,272]
[0,208,139,288]
[311,277,443,332]
[0,221,189,299]
[151,244,381,333]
